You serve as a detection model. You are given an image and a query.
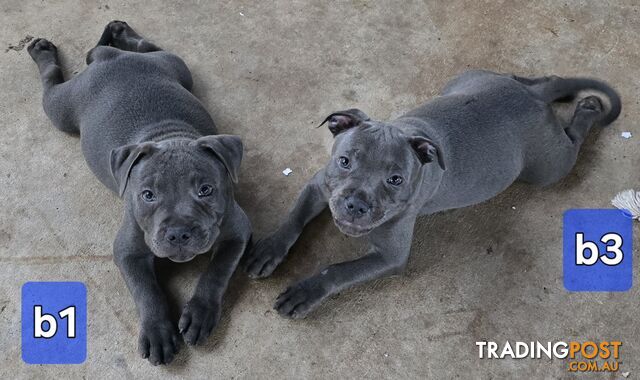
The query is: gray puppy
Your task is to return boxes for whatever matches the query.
[245,70,620,319]
[28,21,251,365]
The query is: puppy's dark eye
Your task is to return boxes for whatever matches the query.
[338,156,350,168]
[387,175,404,186]
[141,190,156,202]
[198,184,214,197]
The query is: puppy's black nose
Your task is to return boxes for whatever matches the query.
[344,195,370,218]
[165,227,192,245]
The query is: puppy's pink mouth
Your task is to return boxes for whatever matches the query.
[333,218,374,237]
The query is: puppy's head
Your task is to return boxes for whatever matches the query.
[321,109,445,237]
[110,135,242,262]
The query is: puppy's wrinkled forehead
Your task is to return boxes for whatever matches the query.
[110,134,243,196]
[131,146,225,193]
[333,123,420,170]
[140,145,207,173]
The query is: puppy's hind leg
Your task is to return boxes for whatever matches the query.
[518,96,605,186]
[564,96,604,145]
[548,96,604,184]
[28,38,64,90]
[28,39,79,135]
[96,20,161,53]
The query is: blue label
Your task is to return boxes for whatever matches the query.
[21,282,87,364]
[563,209,633,291]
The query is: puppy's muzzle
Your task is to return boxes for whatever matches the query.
[152,224,213,261]
[344,195,371,219]
[164,226,193,246]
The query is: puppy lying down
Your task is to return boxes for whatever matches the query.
[29,21,251,365]
[246,70,620,319]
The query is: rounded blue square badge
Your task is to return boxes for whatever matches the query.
[21,282,87,364]
[563,209,633,291]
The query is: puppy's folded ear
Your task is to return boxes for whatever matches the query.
[319,108,370,136]
[110,142,157,197]
[196,135,243,183]
[408,136,446,170]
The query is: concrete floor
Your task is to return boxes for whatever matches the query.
[1,0,639,378]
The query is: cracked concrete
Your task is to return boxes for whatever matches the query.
[1,0,639,378]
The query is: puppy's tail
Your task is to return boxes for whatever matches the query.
[538,77,621,126]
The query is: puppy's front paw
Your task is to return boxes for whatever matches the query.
[245,236,289,279]
[138,318,179,365]
[274,279,327,319]
[178,298,221,346]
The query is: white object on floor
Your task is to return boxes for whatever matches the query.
[621,131,632,139]
[611,189,640,220]
[282,168,293,176]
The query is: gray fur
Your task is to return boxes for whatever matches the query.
[28,21,251,365]
[245,69,621,319]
